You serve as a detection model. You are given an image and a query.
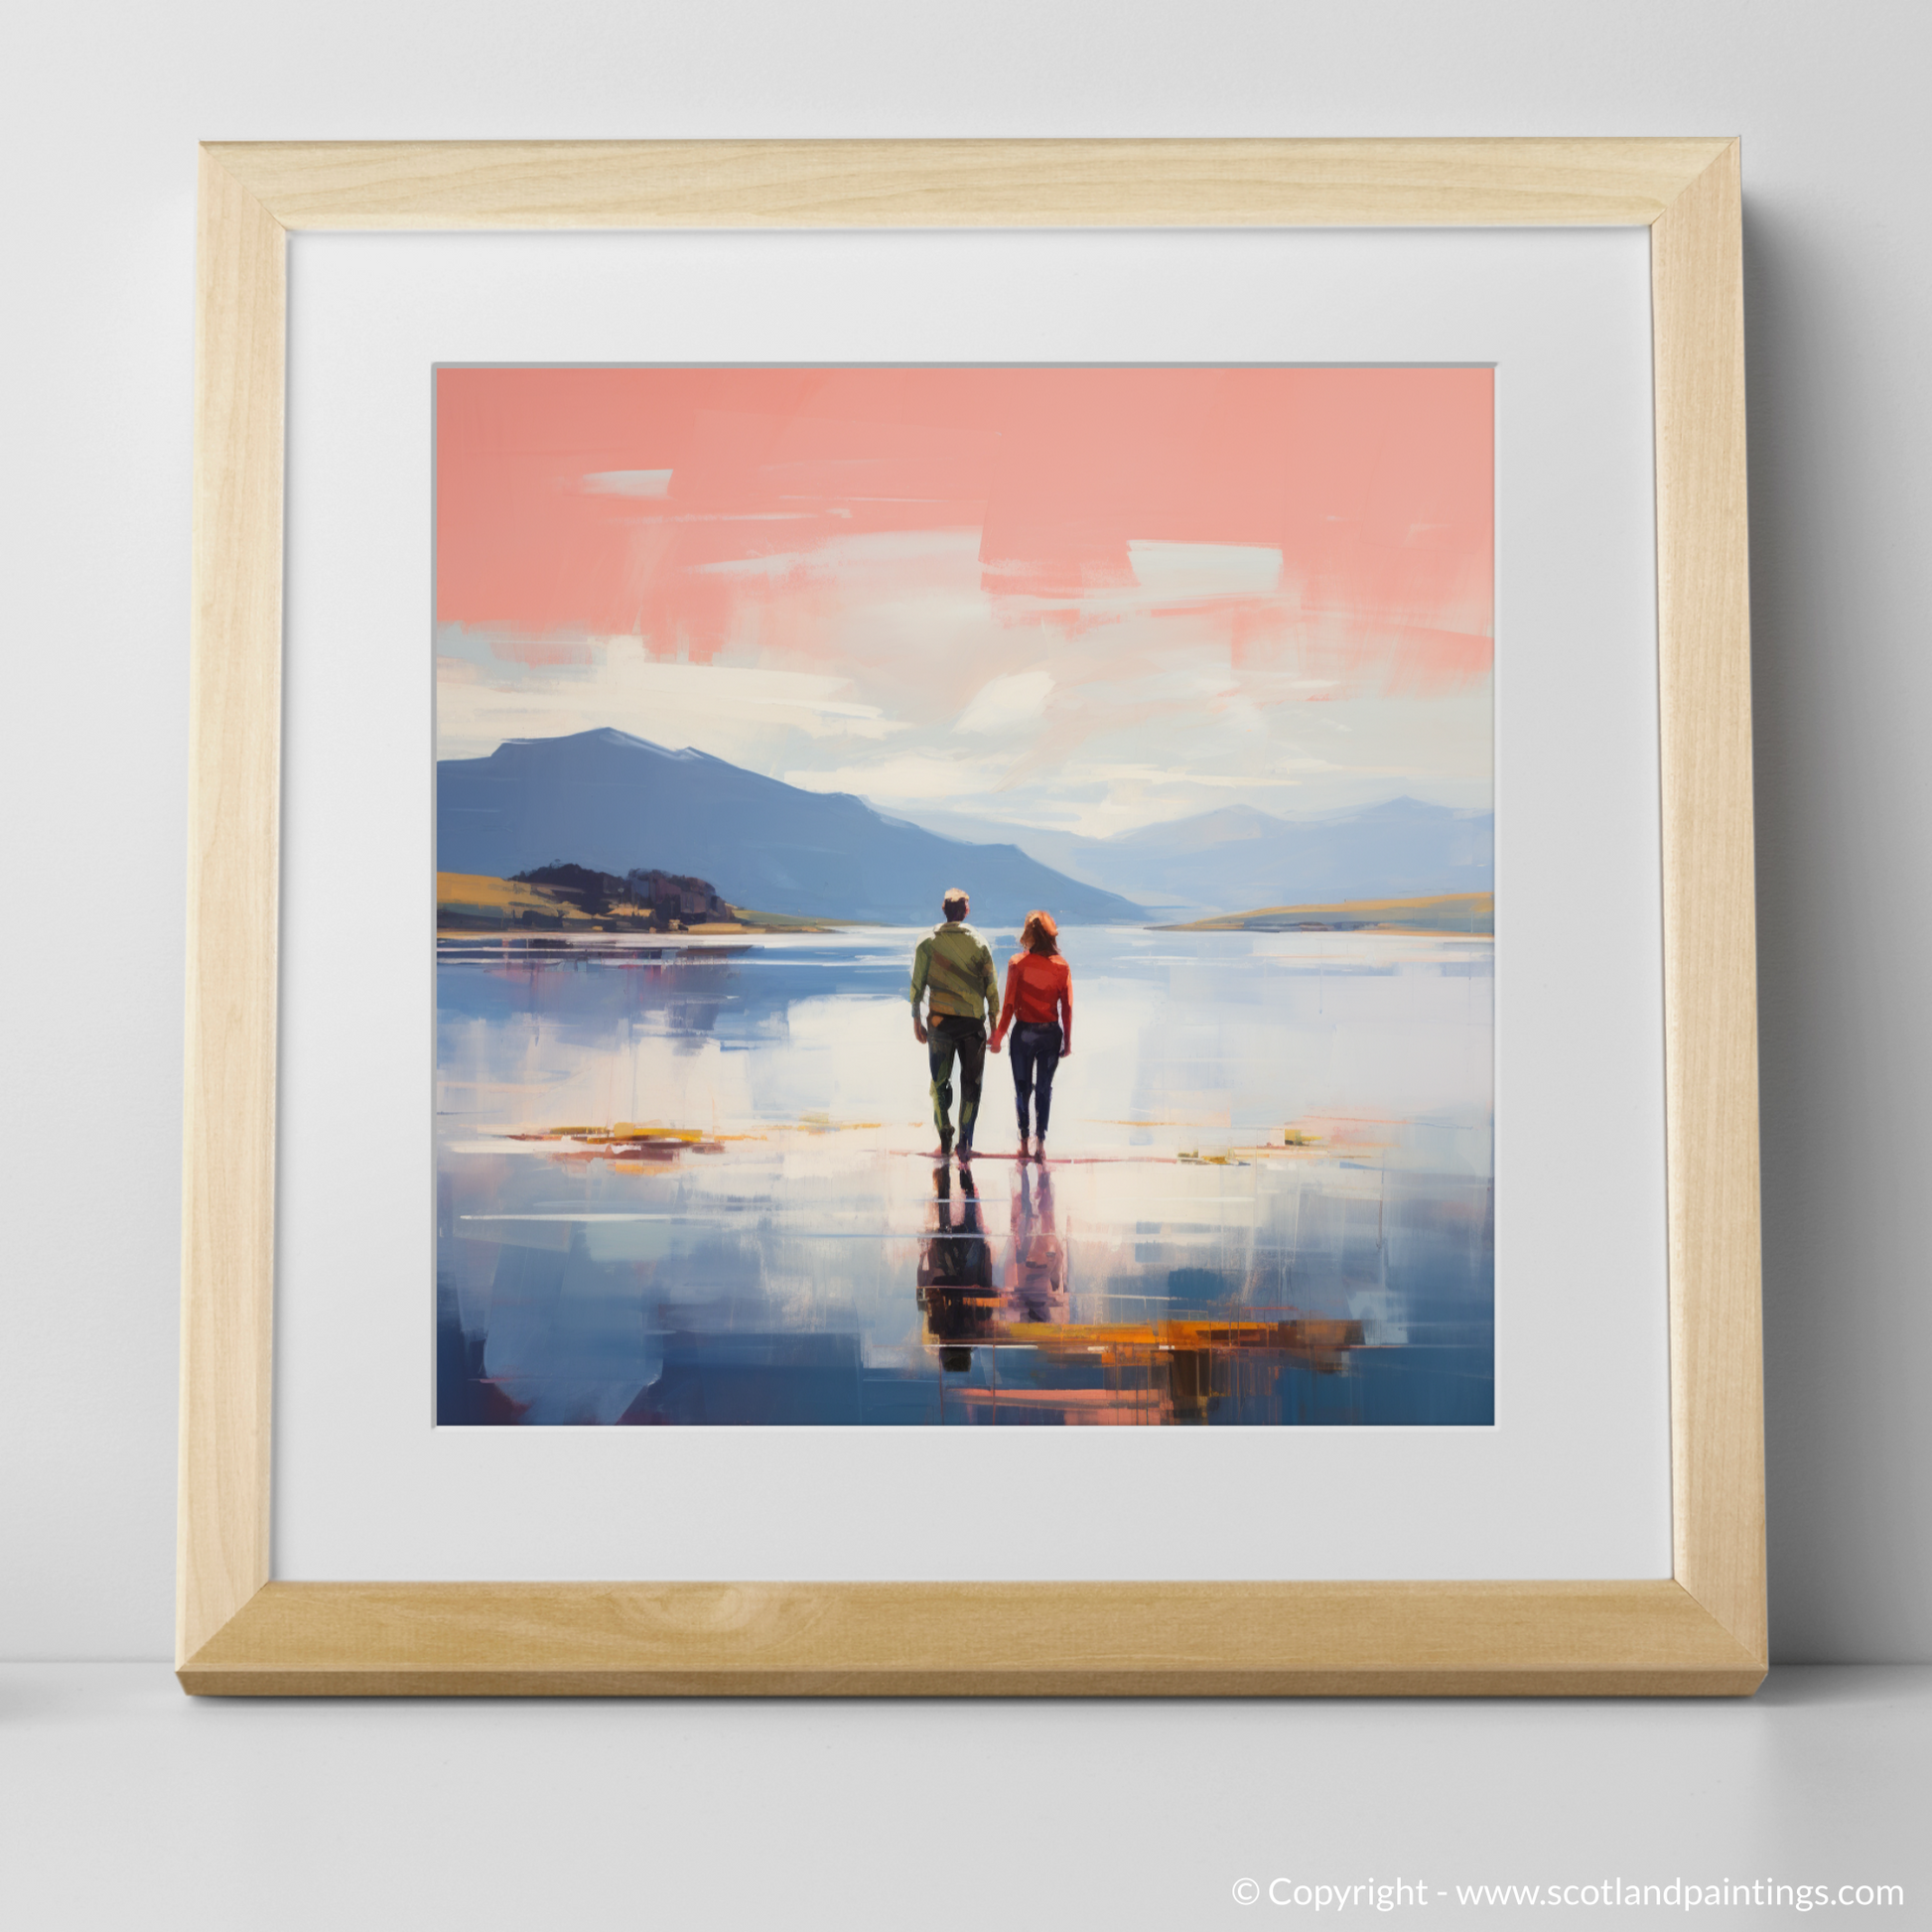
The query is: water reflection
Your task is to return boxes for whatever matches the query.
[435,925,1494,1426]
[917,1165,998,1374]
[1005,1164,1068,1325]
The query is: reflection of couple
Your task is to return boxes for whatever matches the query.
[916,1163,995,1374]
[917,1154,1068,1373]
[908,889,1073,1162]
[1005,1159,1067,1322]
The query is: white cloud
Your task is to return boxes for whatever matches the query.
[1128,541,1283,597]
[1064,760,1317,791]
[582,470,672,496]
[955,669,1054,736]
[435,649,903,759]
[782,754,1012,805]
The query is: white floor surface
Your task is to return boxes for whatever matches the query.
[2,1665,1926,1928]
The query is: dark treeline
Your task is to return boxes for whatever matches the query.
[512,864,733,928]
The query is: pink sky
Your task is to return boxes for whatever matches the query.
[434,366,1491,833]
[439,366,1489,664]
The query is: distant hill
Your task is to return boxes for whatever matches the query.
[435,871,825,934]
[436,729,1147,926]
[911,796,1493,915]
[1161,892,1493,935]
[437,871,598,931]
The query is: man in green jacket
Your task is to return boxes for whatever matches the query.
[909,888,1000,1161]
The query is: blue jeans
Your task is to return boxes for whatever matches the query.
[1009,1021,1063,1140]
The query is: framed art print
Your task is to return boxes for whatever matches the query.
[180,141,1764,1694]
[430,360,1496,1435]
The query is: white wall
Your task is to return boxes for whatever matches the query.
[3,0,1926,1661]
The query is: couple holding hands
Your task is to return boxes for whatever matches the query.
[909,889,1071,1164]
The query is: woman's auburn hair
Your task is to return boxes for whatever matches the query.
[1020,910,1059,956]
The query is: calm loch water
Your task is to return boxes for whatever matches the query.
[436,925,1493,1427]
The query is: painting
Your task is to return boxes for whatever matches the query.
[433,365,1493,1429]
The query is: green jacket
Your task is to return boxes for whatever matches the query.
[910,921,998,1025]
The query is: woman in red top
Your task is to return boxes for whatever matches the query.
[989,910,1072,1161]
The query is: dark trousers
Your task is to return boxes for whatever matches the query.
[927,1016,986,1147]
[1010,1021,1063,1140]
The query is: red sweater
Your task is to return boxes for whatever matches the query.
[993,950,1072,1049]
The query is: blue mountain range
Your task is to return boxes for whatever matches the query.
[1072,798,1493,912]
[911,798,1494,914]
[436,729,1147,925]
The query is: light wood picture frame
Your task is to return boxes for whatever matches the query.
[181,138,1762,1696]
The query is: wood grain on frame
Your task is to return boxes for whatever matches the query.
[1650,141,1767,1659]
[210,136,1732,230]
[180,138,1764,1695]
[179,148,286,1669]
[183,1581,1763,1697]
